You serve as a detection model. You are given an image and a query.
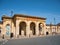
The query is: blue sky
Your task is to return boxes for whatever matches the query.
[0,0,60,24]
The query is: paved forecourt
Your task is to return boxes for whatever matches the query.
[0,35,60,45]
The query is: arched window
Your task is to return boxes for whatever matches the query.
[6,24,10,36]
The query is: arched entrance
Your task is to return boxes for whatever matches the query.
[39,23,44,35]
[19,22,26,36]
[30,22,36,35]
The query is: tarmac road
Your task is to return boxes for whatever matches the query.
[1,35,60,45]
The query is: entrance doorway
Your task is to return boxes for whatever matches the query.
[39,23,43,35]
[30,22,36,35]
[19,22,26,36]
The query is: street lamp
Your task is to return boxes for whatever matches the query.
[10,11,13,38]
[54,18,56,34]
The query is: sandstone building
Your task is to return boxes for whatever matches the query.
[0,14,60,39]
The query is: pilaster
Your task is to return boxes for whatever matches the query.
[36,22,39,36]
[26,21,30,37]
[16,20,20,37]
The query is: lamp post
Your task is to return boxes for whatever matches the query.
[50,22,52,34]
[54,18,56,34]
[10,11,13,38]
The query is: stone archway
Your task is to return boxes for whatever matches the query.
[19,21,26,36]
[30,22,36,35]
[39,23,44,35]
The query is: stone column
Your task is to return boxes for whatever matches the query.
[36,22,39,36]
[26,22,30,37]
